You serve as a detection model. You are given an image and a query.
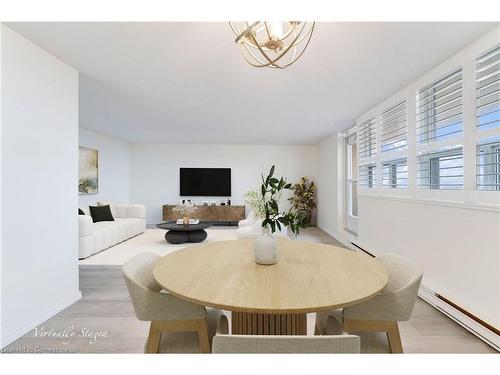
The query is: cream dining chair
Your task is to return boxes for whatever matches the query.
[316,253,423,353]
[123,252,221,353]
[212,315,360,353]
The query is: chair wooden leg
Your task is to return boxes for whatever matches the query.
[343,318,404,354]
[145,322,162,353]
[386,322,403,353]
[145,318,211,353]
[197,318,211,353]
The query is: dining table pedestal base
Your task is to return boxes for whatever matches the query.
[231,312,307,335]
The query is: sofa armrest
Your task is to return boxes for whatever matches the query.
[79,215,93,237]
[114,204,146,219]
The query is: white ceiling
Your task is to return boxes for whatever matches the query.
[7,22,499,145]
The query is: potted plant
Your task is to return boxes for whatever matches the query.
[172,201,198,226]
[288,176,316,226]
[254,165,308,265]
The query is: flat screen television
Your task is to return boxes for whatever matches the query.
[180,168,231,196]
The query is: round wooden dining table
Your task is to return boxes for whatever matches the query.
[153,238,388,335]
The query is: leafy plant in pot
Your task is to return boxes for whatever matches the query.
[255,165,308,265]
[288,176,316,226]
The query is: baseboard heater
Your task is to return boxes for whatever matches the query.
[350,241,499,352]
[419,286,499,351]
[350,242,375,257]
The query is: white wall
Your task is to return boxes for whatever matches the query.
[129,144,318,224]
[317,28,500,329]
[79,128,130,208]
[0,25,80,347]
[358,196,499,327]
[317,134,343,237]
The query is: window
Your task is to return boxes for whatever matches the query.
[417,146,464,190]
[381,100,407,152]
[359,163,377,188]
[358,117,377,158]
[382,158,408,188]
[345,132,358,217]
[476,45,500,130]
[417,69,463,143]
[477,136,500,191]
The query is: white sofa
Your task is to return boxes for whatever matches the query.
[236,210,288,239]
[238,210,257,228]
[79,204,146,259]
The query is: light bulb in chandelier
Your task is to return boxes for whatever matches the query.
[229,21,315,69]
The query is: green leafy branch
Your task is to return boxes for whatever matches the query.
[260,165,308,235]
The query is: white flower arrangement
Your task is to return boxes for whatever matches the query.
[172,201,198,216]
[244,188,266,219]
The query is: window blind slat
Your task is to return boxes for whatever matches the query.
[417,146,464,190]
[382,158,408,188]
[476,45,500,131]
[417,69,463,144]
[476,136,500,191]
[358,118,377,158]
[381,100,407,153]
[359,163,377,188]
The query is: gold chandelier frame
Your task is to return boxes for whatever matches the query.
[229,21,315,69]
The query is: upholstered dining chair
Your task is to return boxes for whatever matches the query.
[212,315,360,353]
[316,253,423,353]
[123,252,221,353]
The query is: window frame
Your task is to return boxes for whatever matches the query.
[382,158,408,189]
[417,147,464,190]
[476,137,500,191]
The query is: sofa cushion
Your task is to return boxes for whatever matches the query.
[79,215,94,237]
[97,201,118,218]
[90,205,115,223]
[78,208,85,215]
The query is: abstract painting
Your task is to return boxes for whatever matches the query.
[79,147,98,194]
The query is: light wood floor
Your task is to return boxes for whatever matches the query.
[3,227,496,353]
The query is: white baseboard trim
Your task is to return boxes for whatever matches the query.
[0,291,82,349]
[418,286,499,351]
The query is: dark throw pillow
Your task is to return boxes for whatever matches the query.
[89,205,115,223]
[78,208,85,215]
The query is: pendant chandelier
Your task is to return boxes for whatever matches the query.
[229,21,315,69]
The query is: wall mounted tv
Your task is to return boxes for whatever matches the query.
[180,168,231,197]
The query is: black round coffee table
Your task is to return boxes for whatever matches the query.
[156,222,212,244]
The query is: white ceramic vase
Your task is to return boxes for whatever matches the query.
[254,230,278,265]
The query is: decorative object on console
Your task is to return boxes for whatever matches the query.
[288,176,316,226]
[78,147,98,195]
[89,204,115,223]
[254,165,308,265]
[172,201,198,226]
[203,201,208,206]
[227,199,231,206]
[210,201,216,206]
